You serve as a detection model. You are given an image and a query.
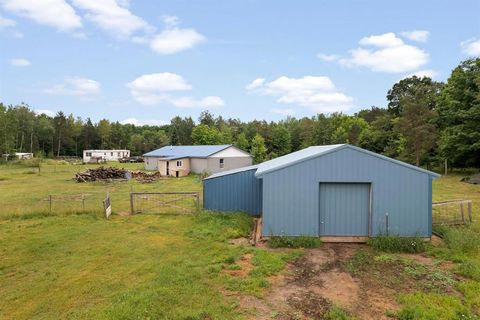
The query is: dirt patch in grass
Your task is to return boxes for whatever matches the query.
[222,253,254,278]
[236,243,463,319]
[400,252,435,265]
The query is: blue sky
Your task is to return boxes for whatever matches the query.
[1,0,479,125]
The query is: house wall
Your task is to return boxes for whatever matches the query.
[209,146,251,158]
[190,158,209,173]
[168,158,190,177]
[203,168,262,215]
[206,156,252,173]
[144,156,158,170]
[261,147,432,237]
[83,150,129,163]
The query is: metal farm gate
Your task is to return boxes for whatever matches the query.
[130,192,200,215]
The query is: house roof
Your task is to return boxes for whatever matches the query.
[203,165,259,180]
[143,145,232,159]
[255,144,440,178]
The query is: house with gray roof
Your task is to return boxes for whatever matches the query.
[143,145,252,177]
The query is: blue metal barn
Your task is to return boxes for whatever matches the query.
[203,144,440,239]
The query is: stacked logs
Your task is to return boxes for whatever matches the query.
[75,167,128,182]
[131,171,163,183]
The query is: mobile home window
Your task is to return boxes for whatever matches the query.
[111,152,113,156]
[176,160,183,167]
[219,158,224,168]
[86,152,92,157]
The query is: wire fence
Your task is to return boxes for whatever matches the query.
[432,199,473,225]
[130,192,200,215]
[40,193,104,215]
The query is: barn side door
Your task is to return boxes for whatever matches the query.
[319,183,370,236]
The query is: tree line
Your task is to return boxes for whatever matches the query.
[1,58,478,169]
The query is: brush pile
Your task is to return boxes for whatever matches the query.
[75,167,128,182]
[131,171,163,183]
[461,173,480,185]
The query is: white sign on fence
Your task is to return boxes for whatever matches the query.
[104,193,112,219]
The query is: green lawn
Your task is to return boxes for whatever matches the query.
[0,161,202,218]
[0,162,479,319]
[0,162,298,319]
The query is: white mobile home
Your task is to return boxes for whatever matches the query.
[83,150,130,163]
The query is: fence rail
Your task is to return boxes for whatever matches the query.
[432,199,473,225]
[130,192,200,215]
[42,193,93,213]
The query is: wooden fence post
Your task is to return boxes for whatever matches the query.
[467,201,472,223]
[130,193,134,215]
[49,195,52,213]
[196,192,200,211]
[460,203,465,224]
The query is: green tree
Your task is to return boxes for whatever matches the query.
[437,58,480,168]
[97,119,111,149]
[271,125,291,156]
[250,134,267,163]
[387,76,442,116]
[235,132,249,151]
[397,96,438,166]
[191,124,223,145]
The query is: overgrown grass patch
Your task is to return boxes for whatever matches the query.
[186,211,252,242]
[224,248,302,297]
[368,235,426,253]
[397,292,476,320]
[268,235,322,248]
[324,306,355,320]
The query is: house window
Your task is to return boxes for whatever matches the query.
[176,160,183,167]
[219,158,224,168]
[86,152,92,157]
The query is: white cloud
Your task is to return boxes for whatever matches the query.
[171,96,224,108]
[317,53,340,62]
[359,32,404,47]
[247,75,353,113]
[162,15,180,28]
[34,109,55,117]
[127,73,192,94]
[73,32,87,39]
[127,72,223,108]
[150,27,205,54]
[149,15,205,54]
[2,0,82,31]
[121,118,168,126]
[44,77,100,96]
[245,78,265,90]
[271,108,295,116]
[70,0,152,39]
[400,30,430,42]
[461,38,480,56]
[0,15,16,27]
[339,32,429,73]
[10,58,30,67]
[405,69,437,79]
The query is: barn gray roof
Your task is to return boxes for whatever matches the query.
[203,165,259,180]
[143,145,232,159]
[255,144,440,178]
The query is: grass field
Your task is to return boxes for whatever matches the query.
[0,162,479,319]
[0,161,202,219]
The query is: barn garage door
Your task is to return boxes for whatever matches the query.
[319,183,370,236]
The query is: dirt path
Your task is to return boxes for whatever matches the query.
[239,244,401,319]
